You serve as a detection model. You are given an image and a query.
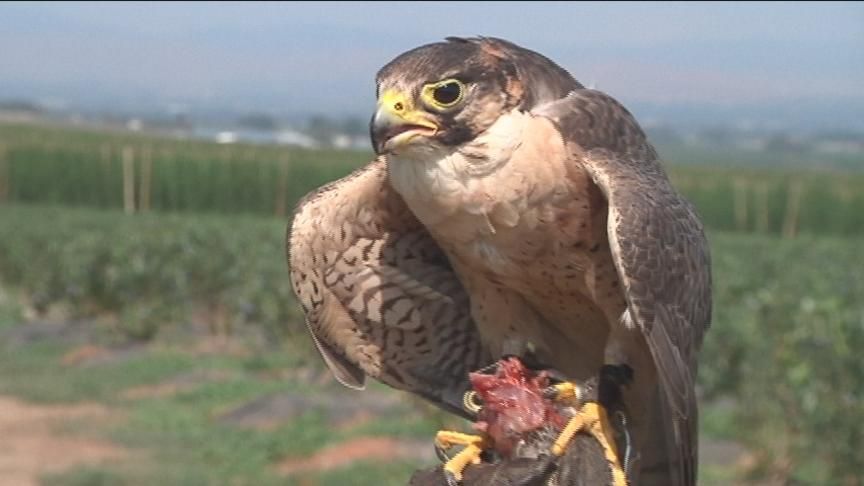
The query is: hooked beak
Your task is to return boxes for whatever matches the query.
[370,90,438,154]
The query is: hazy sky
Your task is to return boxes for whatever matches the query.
[1,1,862,117]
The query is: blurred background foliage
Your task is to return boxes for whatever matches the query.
[0,121,862,485]
[2,123,864,236]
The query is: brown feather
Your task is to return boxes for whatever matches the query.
[287,159,490,419]
[537,89,713,486]
[295,37,711,486]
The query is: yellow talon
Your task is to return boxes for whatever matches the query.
[551,400,628,486]
[435,431,488,482]
[547,381,579,401]
[436,380,627,485]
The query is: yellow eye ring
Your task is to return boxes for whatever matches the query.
[421,79,465,109]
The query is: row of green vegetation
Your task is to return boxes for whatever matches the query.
[0,204,861,484]
[1,121,863,235]
[0,205,300,342]
[0,122,368,218]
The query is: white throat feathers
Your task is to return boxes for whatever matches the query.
[386,109,533,220]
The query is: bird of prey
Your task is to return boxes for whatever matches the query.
[288,36,712,486]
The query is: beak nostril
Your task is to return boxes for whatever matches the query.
[393,102,404,112]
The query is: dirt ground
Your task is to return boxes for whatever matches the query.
[276,436,435,476]
[0,396,127,486]
[0,387,436,486]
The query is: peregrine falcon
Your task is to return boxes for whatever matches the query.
[288,36,712,486]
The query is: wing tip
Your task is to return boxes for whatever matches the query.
[333,371,367,391]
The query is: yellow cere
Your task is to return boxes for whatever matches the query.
[379,89,412,114]
[376,89,439,134]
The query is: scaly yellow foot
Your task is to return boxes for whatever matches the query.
[434,430,488,484]
[545,381,580,401]
[547,383,628,486]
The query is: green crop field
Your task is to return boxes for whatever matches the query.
[1,121,863,236]
[0,122,367,218]
[0,120,861,485]
[0,204,861,485]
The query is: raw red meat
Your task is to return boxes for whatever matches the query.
[469,357,568,457]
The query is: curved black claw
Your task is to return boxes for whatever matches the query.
[443,469,460,486]
[540,367,570,385]
[435,443,451,464]
[542,385,561,400]
[614,410,636,478]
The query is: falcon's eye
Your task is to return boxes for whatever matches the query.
[422,79,465,110]
[432,82,462,105]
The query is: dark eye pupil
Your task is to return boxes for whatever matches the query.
[433,82,461,105]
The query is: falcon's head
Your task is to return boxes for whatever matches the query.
[370,37,582,157]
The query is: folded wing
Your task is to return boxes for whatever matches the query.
[537,90,713,485]
[288,158,490,418]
